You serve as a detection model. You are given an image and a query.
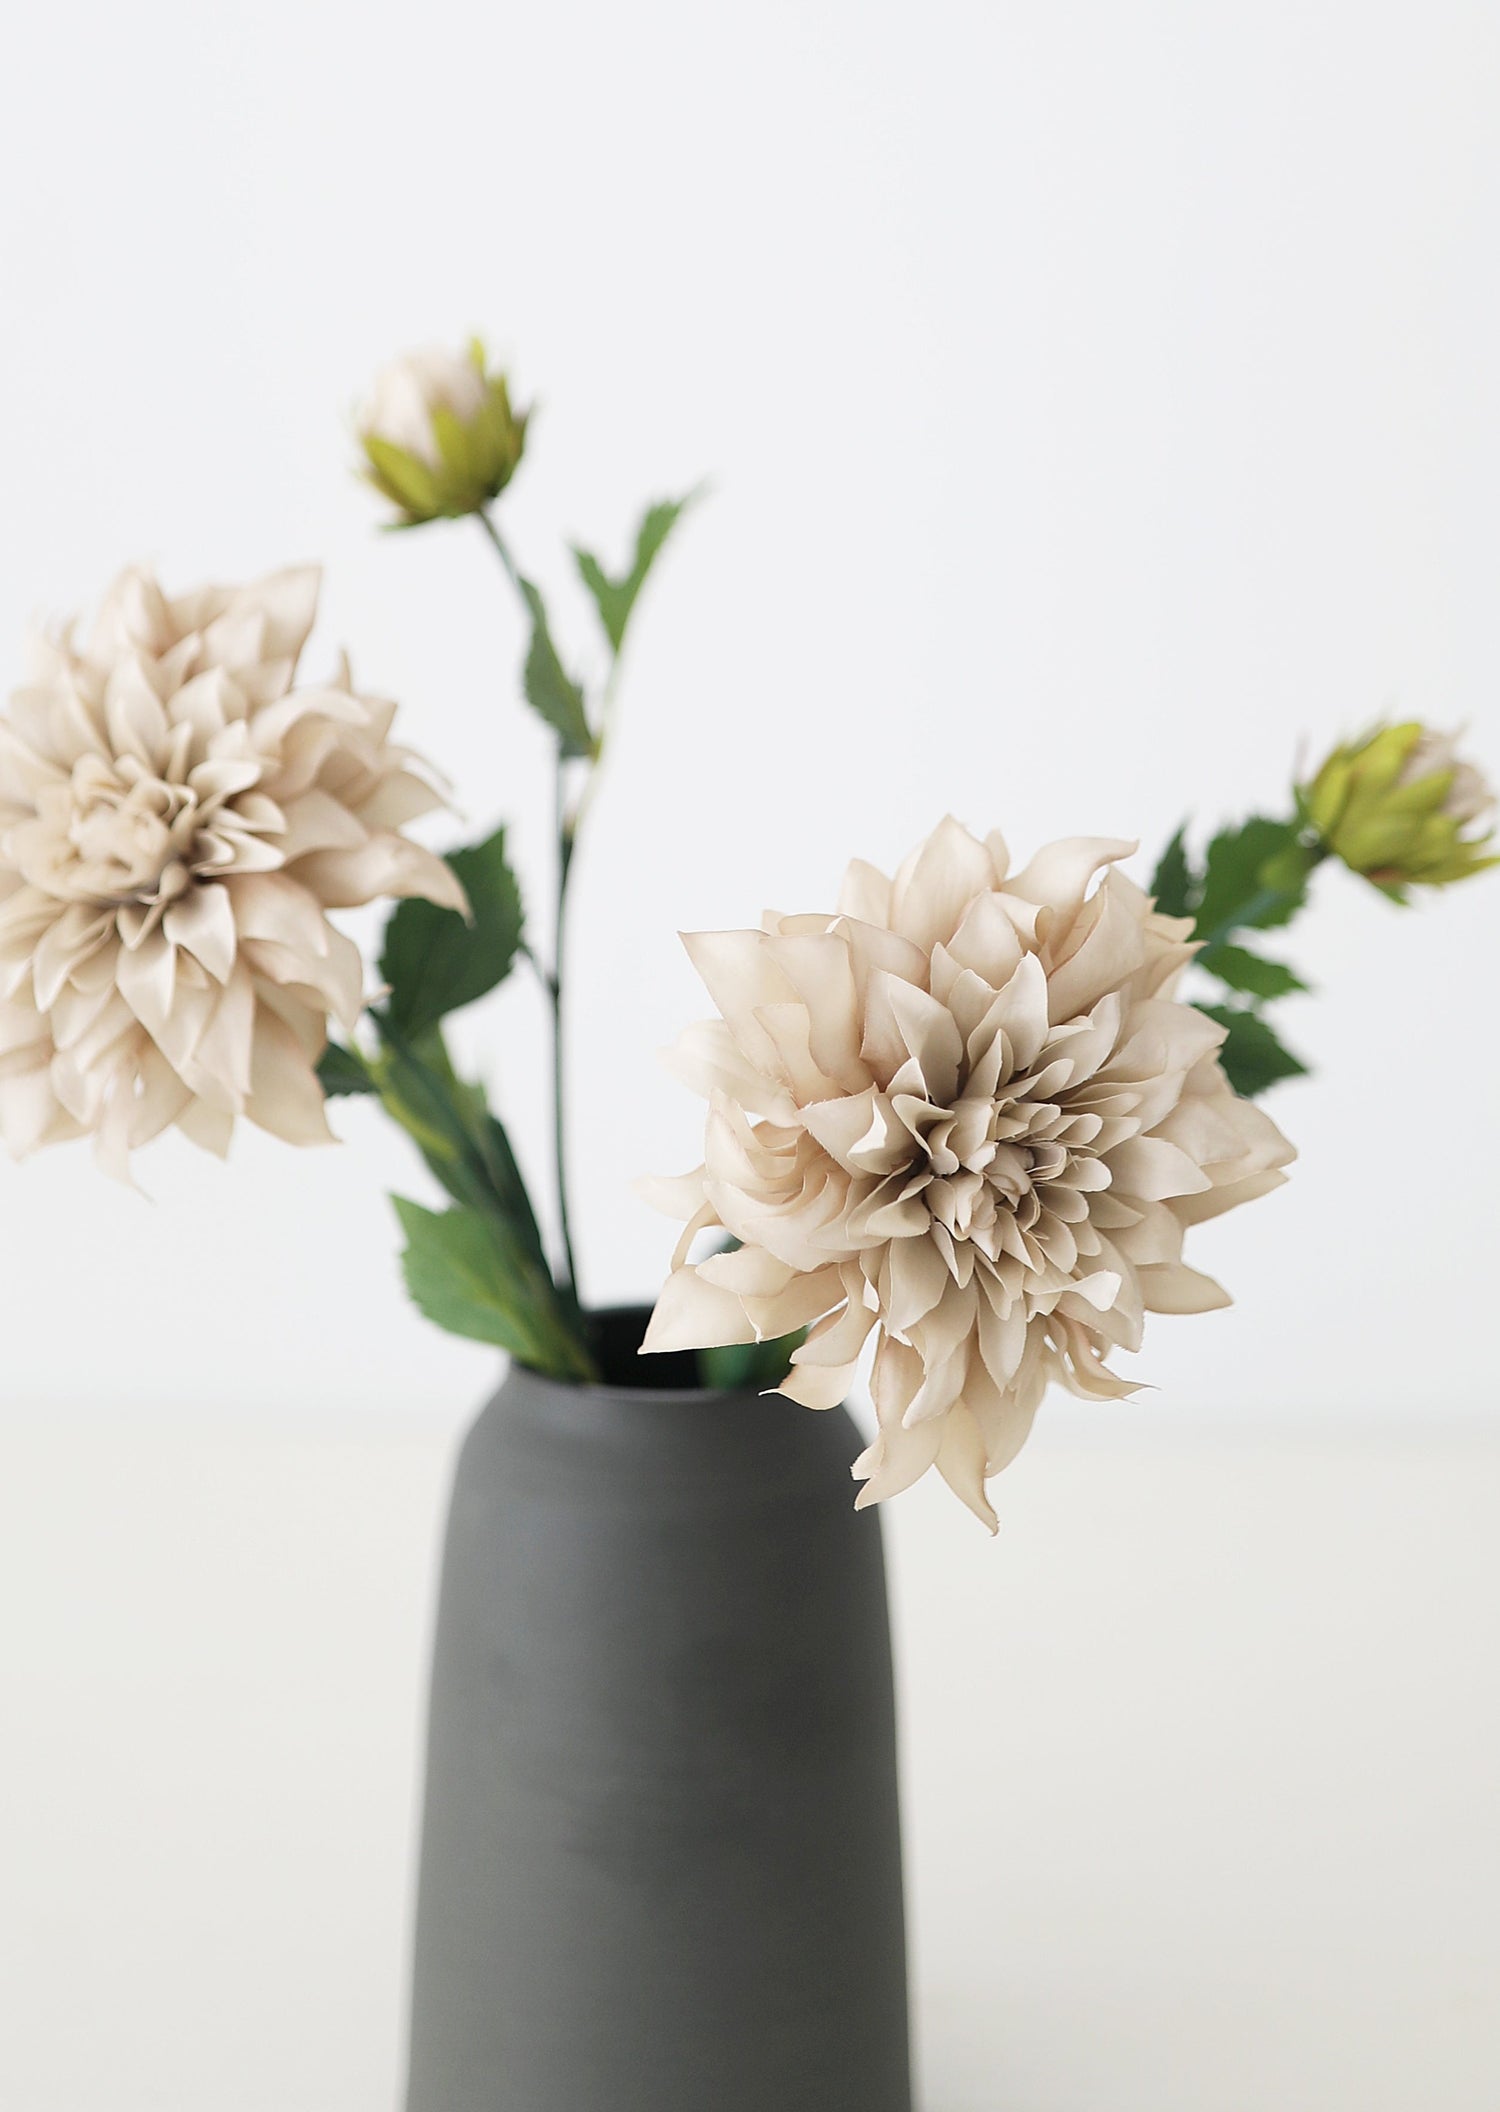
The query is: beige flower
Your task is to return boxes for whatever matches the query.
[0,564,464,1174]
[643,817,1294,1529]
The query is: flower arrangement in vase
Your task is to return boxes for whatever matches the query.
[1,339,1492,2112]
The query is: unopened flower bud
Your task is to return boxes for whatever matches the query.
[358,341,527,525]
[1300,721,1496,897]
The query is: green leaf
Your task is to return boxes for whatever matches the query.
[1150,824,1196,918]
[1196,1003,1309,1097]
[375,1026,551,1285]
[572,490,698,657]
[393,1198,591,1371]
[317,1040,376,1097]
[1194,816,1312,946]
[1196,941,1309,1001]
[699,1331,807,1393]
[520,581,595,758]
[379,827,523,1041]
[318,1039,376,1097]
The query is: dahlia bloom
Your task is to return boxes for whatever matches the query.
[643,818,1294,1528]
[0,564,463,1174]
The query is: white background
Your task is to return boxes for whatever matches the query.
[0,3,1497,2108]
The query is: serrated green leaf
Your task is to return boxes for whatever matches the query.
[572,490,697,657]
[1194,816,1312,945]
[1150,824,1196,918]
[520,581,594,758]
[317,1040,376,1097]
[1196,1002,1309,1097]
[1196,942,1309,1000]
[379,827,523,1041]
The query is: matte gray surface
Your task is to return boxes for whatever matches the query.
[405,1358,911,2112]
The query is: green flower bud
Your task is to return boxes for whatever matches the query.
[1299,721,1497,898]
[358,340,527,525]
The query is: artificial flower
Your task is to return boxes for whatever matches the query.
[1300,721,1496,895]
[358,341,527,525]
[642,817,1294,1528]
[0,564,463,1174]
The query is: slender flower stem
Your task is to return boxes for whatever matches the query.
[476,506,585,1317]
[552,765,582,1308]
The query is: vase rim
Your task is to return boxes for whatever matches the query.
[514,1301,753,1406]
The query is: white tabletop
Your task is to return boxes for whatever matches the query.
[2,1404,1496,2112]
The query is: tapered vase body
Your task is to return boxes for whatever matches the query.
[405,1343,911,2112]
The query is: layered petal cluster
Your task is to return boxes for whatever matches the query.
[0,565,464,1173]
[643,818,1294,1528]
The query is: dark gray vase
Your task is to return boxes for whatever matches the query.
[405,1310,911,2112]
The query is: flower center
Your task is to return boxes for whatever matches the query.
[65,759,194,904]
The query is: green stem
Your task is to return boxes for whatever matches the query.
[552,765,582,1308]
[476,504,585,1317]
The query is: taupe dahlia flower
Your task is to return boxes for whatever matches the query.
[643,818,1294,1528]
[0,565,463,1174]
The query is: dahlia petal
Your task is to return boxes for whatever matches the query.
[934,1407,998,1532]
[945,889,1024,989]
[777,1361,854,1410]
[1137,1262,1231,1314]
[791,1295,876,1367]
[888,815,996,954]
[1008,836,1137,917]
[273,789,370,863]
[245,1010,334,1146]
[164,883,237,983]
[836,857,892,926]
[294,835,466,913]
[640,1265,757,1353]
[1106,1134,1213,1201]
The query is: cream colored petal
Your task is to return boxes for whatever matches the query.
[1137,1262,1231,1314]
[1044,875,1150,1024]
[777,1360,855,1409]
[697,1243,799,1298]
[244,1009,334,1146]
[275,789,370,863]
[836,857,892,926]
[853,1416,943,1508]
[681,928,799,1081]
[175,1096,235,1158]
[887,815,997,953]
[662,1019,798,1122]
[163,882,237,983]
[293,835,466,912]
[966,1366,1041,1477]
[802,1088,910,1177]
[752,1001,843,1103]
[1106,1134,1213,1201]
[934,1407,998,1532]
[861,970,963,1101]
[641,1264,757,1352]
[790,1295,876,1368]
[1007,836,1137,917]
[745,1269,846,1338]
[762,932,871,1093]
[635,1167,710,1221]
